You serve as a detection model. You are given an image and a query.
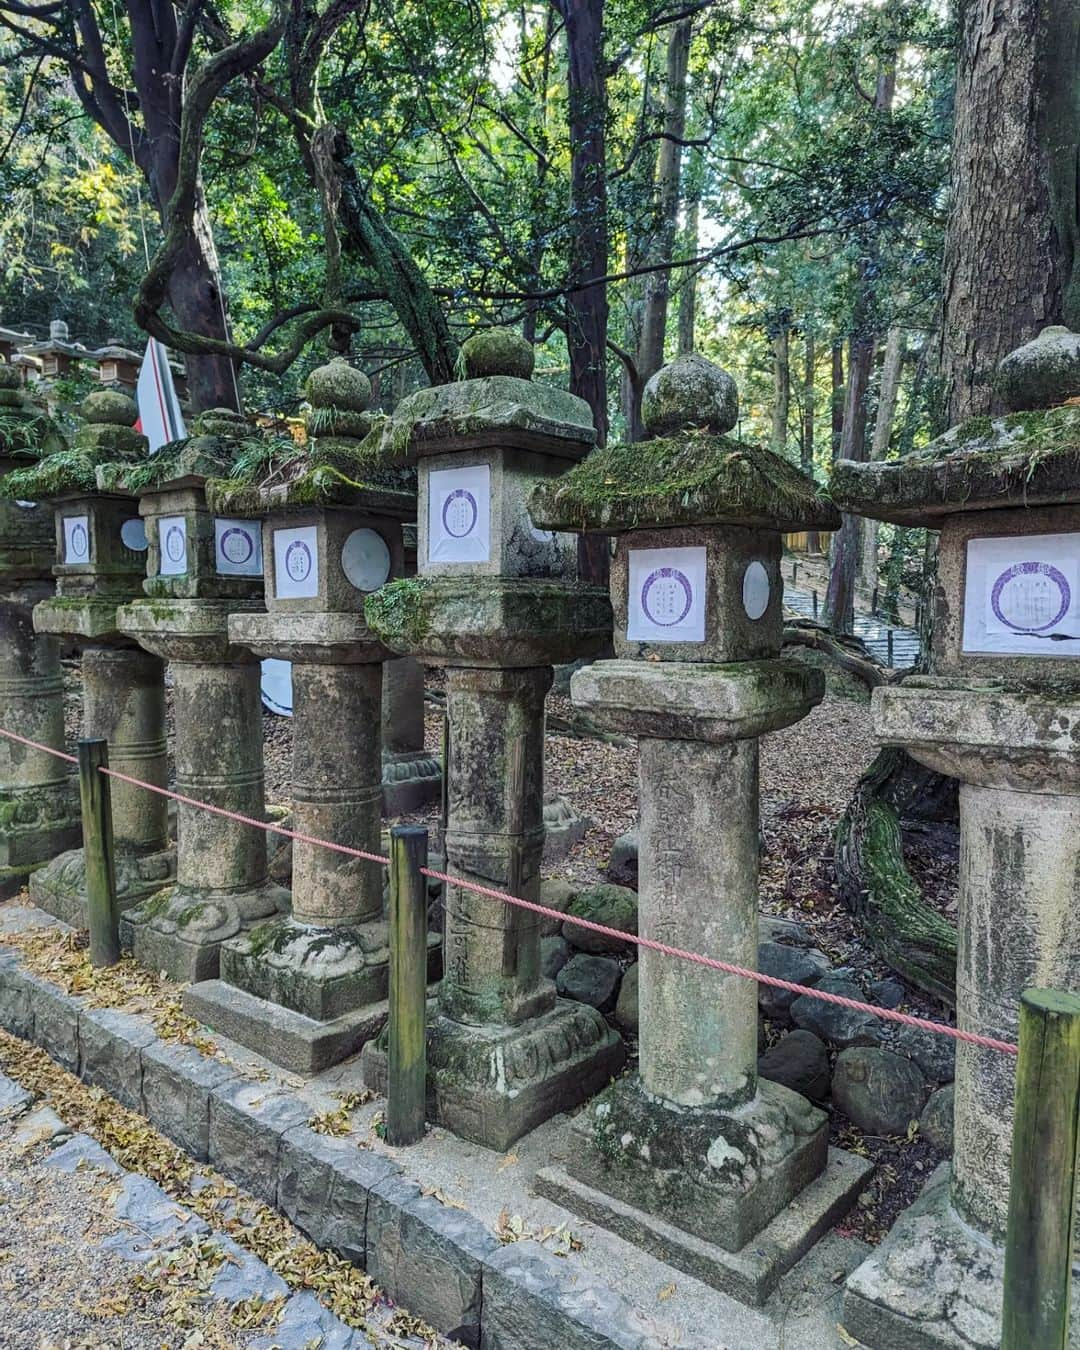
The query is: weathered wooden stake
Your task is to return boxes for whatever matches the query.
[78,737,120,967]
[387,824,428,1146]
[1002,987,1080,1350]
[887,628,894,667]
[812,588,819,618]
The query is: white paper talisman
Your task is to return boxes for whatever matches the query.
[963,533,1080,657]
[427,464,491,563]
[158,516,188,575]
[215,518,263,576]
[341,528,391,591]
[273,525,319,598]
[627,545,707,643]
[62,515,90,564]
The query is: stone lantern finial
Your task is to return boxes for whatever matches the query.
[306,357,372,413]
[640,352,739,437]
[994,323,1080,411]
[81,389,138,428]
[460,326,535,380]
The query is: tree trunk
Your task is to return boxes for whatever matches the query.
[677,193,699,355]
[636,18,692,400]
[825,331,875,633]
[802,332,818,551]
[860,325,905,594]
[830,340,844,459]
[771,324,791,455]
[940,0,1080,425]
[162,217,238,413]
[558,0,609,445]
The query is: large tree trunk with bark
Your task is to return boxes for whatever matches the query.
[771,323,791,454]
[940,0,1080,424]
[557,0,609,444]
[802,332,818,551]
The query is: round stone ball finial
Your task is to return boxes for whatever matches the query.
[81,388,138,427]
[0,361,19,391]
[460,327,535,380]
[995,324,1080,411]
[306,357,372,412]
[641,352,739,437]
[191,407,250,439]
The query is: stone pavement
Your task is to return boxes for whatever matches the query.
[0,1069,442,1348]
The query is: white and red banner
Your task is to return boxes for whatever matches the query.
[135,337,186,453]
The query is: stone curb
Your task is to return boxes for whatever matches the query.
[0,952,663,1349]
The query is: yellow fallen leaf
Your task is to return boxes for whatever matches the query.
[658,1282,676,1301]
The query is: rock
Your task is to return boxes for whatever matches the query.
[541,936,571,980]
[790,974,881,1049]
[542,792,589,865]
[884,1023,956,1084]
[606,830,639,888]
[461,326,535,380]
[919,1084,955,1152]
[556,954,622,1013]
[832,1048,928,1136]
[562,883,637,955]
[538,878,578,937]
[758,1030,830,1101]
[81,388,137,425]
[869,977,905,1010]
[613,962,639,1035]
[758,914,814,947]
[995,324,1080,410]
[641,352,739,436]
[756,941,831,1019]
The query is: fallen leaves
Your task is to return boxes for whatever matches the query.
[494,1209,583,1255]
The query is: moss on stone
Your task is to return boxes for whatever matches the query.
[305,358,371,412]
[460,327,535,380]
[529,429,839,534]
[364,576,433,648]
[82,389,137,427]
[640,353,738,437]
[830,402,1080,525]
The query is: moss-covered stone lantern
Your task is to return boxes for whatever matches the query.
[182,360,437,1073]
[830,327,1080,1349]
[4,389,174,918]
[360,328,624,1150]
[527,354,869,1304]
[111,409,287,982]
[0,364,80,895]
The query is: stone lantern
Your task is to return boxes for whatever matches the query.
[114,409,287,981]
[361,328,624,1150]
[527,354,870,1303]
[829,326,1080,1349]
[23,390,174,920]
[182,360,436,1072]
[0,365,80,895]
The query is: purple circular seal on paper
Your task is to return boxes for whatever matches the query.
[442,488,478,538]
[990,560,1071,633]
[69,521,88,559]
[220,526,254,564]
[165,524,186,563]
[641,566,694,627]
[285,539,313,582]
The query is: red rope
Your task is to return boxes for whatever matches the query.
[0,724,1017,1057]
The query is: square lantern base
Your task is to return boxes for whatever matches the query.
[535,1147,872,1307]
[842,1164,1080,1349]
[361,999,626,1153]
[29,843,176,927]
[121,881,289,983]
[554,1074,832,1257]
[381,749,443,814]
[0,780,82,900]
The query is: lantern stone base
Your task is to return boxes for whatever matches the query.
[381,748,442,814]
[535,1146,871,1307]
[562,1073,829,1253]
[28,842,176,925]
[0,780,81,900]
[361,999,626,1152]
[181,979,390,1076]
[121,881,289,983]
[842,1163,1080,1349]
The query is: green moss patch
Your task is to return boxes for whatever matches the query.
[363,576,432,648]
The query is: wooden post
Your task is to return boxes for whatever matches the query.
[872,585,879,614]
[1002,988,1080,1350]
[887,628,894,667]
[812,589,819,619]
[792,560,798,586]
[387,824,428,1146]
[77,737,120,967]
